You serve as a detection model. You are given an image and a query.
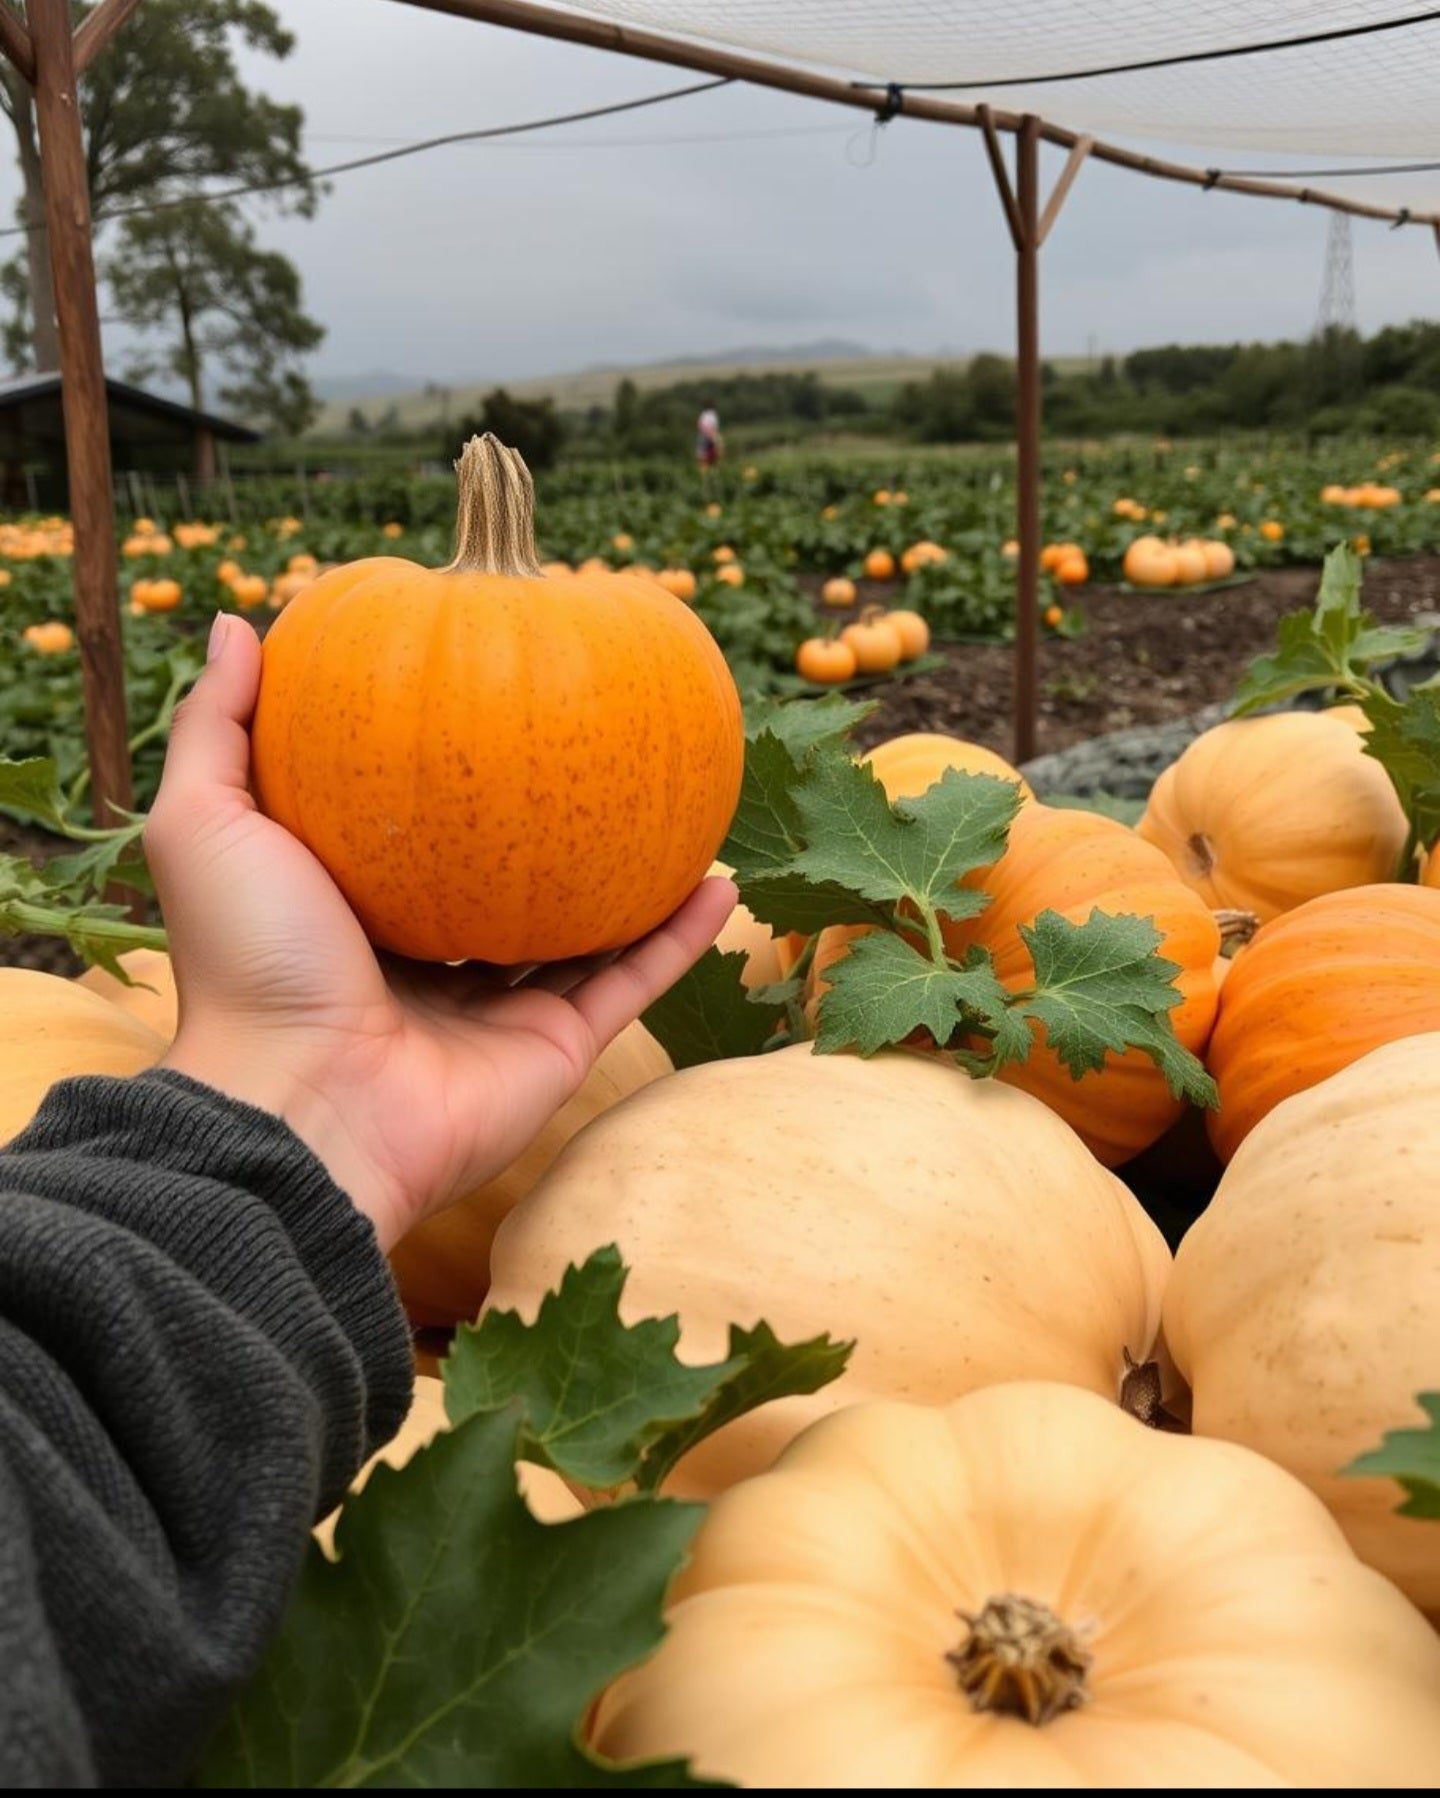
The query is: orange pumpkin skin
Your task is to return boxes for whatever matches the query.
[881,609,930,661]
[795,637,856,685]
[864,731,1033,804]
[949,804,1221,1165]
[1204,883,1440,1163]
[1136,711,1407,924]
[251,439,744,966]
[839,617,902,674]
[813,805,1220,1166]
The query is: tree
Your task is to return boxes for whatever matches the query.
[452,389,564,472]
[107,199,323,434]
[0,0,314,370]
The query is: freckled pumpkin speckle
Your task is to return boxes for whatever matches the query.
[250,436,743,964]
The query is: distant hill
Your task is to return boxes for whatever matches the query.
[309,343,972,437]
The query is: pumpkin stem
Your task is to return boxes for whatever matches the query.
[445,434,544,578]
[1119,1346,1185,1431]
[946,1594,1091,1726]
[1214,906,1259,950]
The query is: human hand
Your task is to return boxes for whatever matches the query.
[147,613,736,1252]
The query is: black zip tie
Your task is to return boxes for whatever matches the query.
[1202,168,1221,190]
[1392,206,1412,228]
[875,83,904,124]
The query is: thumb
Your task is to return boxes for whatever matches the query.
[145,613,263,879]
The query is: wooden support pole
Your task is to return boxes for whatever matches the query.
[1012,116,1041,767]
[0,3,34,82]
[72,0,145,76]
[29,0,131,822]
[1037,135,1092,248]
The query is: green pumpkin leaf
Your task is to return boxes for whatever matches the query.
[720,729,807,882]
[641,946,787,1069]
[742,691,875,759]
[191,1407,716,1788]
[1343,1394,1440,1520]
[0,755,69,829]
[1360,686,1440,863]
[811,930,1011,1057]
[788,759,1017,920]
[1011,908,1218,1108]
[443,1246,851,1494]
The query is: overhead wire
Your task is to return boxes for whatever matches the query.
[0,74,734,239]
[855,6,1440,91]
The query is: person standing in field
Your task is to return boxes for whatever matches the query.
[696,404,722,489]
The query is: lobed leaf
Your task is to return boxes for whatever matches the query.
[811,930,1012,1057]
[192,1407,715,1788]
[642,947,787,1069]
[1012,909,1218,1107]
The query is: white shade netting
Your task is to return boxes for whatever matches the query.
[546,2,1440,208]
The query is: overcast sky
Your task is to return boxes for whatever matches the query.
[10,0,1440,391]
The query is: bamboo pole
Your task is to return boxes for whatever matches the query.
[28,0,132,822]
[392,0,1440,229]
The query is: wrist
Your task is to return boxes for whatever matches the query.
[159,1030,407,1252]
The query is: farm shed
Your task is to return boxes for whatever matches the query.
[0,371,258,513]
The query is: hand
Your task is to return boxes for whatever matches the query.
[146,613,736,1252]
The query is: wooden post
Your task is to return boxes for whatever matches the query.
[193,422,217,484]
[1013,116,1041,767]
[28,0,132,822]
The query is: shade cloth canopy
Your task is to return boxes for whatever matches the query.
[555,2,1440,199]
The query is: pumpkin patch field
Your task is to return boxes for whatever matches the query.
[3,440,1440,1784]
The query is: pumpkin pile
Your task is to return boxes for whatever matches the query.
[1122,534,1235,587]
[11,521,1440,1787]
[795,604,931,685]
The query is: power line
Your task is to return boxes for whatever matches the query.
[0,75,732,240]
[859,7,1440,92]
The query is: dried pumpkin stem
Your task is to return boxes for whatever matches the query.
[446,433,544,578]
[1213,907,1259,949]
[946,1594,1091,1726]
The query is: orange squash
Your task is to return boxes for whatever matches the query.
[820,576,855,609]
[838,613,902,674]
[1122,536,1177,587]
[863,731,1033,804]
[813,804,1220,1166]
[1203,883,1440,1163]
[880,609,930,661]
[862,548,895,581]
[795,637,856,685]
[1136,710,1407,923]
[251,436,744,965]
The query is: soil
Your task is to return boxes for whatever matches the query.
[819,555,1440,759]
[6,555,1440,979]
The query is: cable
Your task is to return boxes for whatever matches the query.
[858,6,1440,91]
[0,75,732,240]
[1209,158,1440,179]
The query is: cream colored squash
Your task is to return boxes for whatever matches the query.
[314,1375,579,1557]
[1136,709,1407,923]
[0,968,167,1145]
[77,947,179,1041]
[484,1043,1171,1499]
[593,1382,1440,1787]
[388,1022,673,1329]
[1165,1031,1440,1615]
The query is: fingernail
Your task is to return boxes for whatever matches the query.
[207,612,230,663]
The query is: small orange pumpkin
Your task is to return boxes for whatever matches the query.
[1123,536,1177,587]
[820,576,856,609]
[252,435,744,965]
[1203,883,1440,1163]
[881,609,930,660]
[796,637,857,685]
[862,548,895,581]
[839,612,903,674]
[863,731,1033,805]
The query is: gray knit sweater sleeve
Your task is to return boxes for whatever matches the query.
[0,1068,415,1789]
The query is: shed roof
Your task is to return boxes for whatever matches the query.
[0,372,260,445]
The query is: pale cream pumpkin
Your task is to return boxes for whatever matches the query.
[1165,1031,1440,1615]
[862,730,1034,804]
[388,1021,673,1328]
[314,1375,579,1557]
[1136,709,1407,922]
[484,1044,1171,1498]
[76,948,179,1041]
[593,1382,1440,1786]
[0,969,167,1145]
